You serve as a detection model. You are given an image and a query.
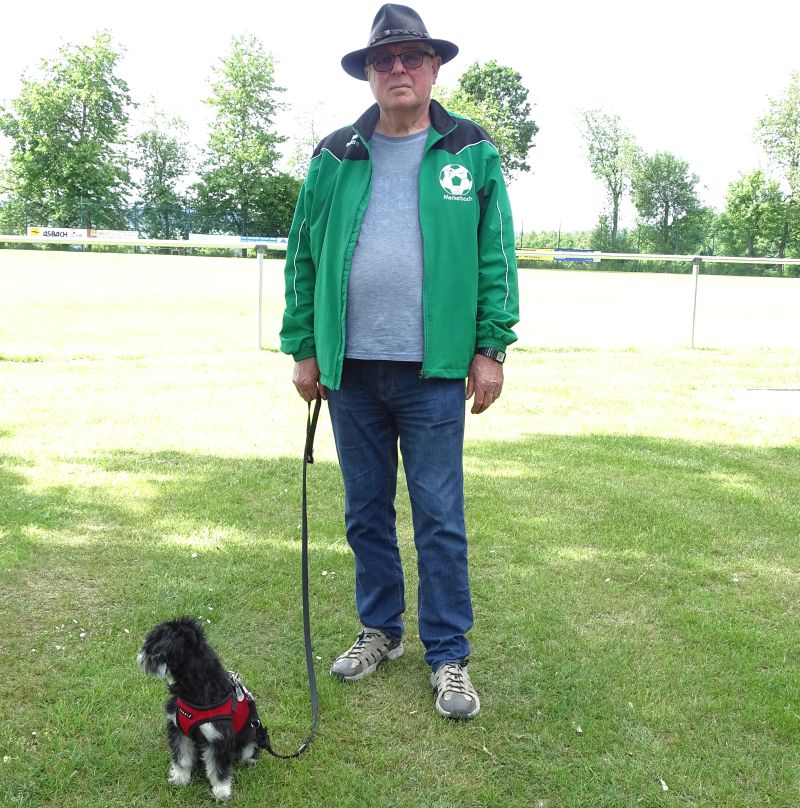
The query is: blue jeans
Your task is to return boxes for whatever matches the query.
[326,359,473,670]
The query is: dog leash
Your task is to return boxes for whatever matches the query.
[257,396,321,759]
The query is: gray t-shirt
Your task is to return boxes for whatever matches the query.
[345,129,428,361]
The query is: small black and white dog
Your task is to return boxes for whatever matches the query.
[137,616,266,801]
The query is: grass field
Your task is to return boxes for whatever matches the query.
[1,249,799,807]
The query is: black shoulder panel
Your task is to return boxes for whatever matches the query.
[431,115,495,157]
[311,105,380,163]
[312,126,369,162]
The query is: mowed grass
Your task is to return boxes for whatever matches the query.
[1,249,799,807]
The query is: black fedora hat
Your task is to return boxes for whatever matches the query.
[341,4,459,81]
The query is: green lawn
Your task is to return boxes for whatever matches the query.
[1,250,799,806]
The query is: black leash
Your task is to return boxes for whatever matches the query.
[256,396,322,759]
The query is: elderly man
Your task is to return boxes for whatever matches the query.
[280,3,519,719]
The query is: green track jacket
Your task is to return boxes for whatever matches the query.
[279,100,519,391]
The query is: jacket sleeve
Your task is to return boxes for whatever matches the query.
[279,166,317,361]
[475,148,520,350]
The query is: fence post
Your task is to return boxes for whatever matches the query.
[690,256,702,348]
[256,246,264,351]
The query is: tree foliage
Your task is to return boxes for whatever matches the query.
[579,109,638,244]
[590,215,633,253]
[131,105,191,238]
[286,101,330,181]
[436,60,537,181]
[631,152,707,254]
[757,71,800,195]
[756,71,800,258]
[0,31,131,229]
[193,35,298,236]
[716,170,788,257]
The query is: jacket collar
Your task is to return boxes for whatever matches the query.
[352,99,457,143]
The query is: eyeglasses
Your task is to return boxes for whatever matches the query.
[367,50,432,73]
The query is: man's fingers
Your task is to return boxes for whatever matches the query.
[292,357,323,402]
[471,386,502,414]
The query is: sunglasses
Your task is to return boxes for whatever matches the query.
[367,50,433,73]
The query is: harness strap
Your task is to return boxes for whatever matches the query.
[259,396,321,759]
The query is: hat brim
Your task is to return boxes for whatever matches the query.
[341,36,459,80]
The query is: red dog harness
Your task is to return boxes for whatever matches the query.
[176,673,254,737]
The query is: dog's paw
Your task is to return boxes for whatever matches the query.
[238,742,259,765]
[212,781,233,801]
[168,766,192,787]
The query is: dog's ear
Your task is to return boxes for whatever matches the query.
[176,615,205,642]
[141,622,182,672]
[142,617,203,665]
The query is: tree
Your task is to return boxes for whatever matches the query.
[435,60,537,181]
[590,215,632,254]
[579,109,639,244]
[716,170,787,258]
[757,71,800,195]
[193,35,297,236]
[286,101,329,181]
[0,31,131,229]
[131,104,191,239]
[631,151,707,254]
[756,71,800,258]
[0,164,27,234]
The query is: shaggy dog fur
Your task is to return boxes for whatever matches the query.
[137,617,262,801]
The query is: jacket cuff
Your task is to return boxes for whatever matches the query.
[475,340,508,352]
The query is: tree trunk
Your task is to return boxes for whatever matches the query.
[777,220,789,259]
[611,192,620,242]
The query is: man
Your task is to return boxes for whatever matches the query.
[280,3,519,719]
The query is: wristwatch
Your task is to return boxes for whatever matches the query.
[475,347,506,364]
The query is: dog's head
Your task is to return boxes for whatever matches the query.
[137,616,208,680]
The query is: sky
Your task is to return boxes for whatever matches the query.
[1,0,799,233]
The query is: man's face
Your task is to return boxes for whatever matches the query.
[365,43,441,114]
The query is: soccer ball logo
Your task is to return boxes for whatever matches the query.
[439,164,473,196]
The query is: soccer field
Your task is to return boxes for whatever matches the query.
[1,247,799,807]
[1,248,798,358]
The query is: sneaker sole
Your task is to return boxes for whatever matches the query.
[330,643,404,682]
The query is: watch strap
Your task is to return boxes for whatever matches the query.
[475,347,506,364]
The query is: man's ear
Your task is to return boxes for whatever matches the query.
[431,55,442,84]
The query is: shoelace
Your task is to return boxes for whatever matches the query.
[439,664,470,694]
[343,630,382,661]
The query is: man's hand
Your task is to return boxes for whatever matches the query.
[465,353,503,414]
[292,357,328,402]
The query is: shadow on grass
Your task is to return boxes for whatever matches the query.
[2,433,798,631]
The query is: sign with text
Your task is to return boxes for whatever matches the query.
[87,229,139,240]
[553,249,601,263]
[240,236,288,246]
[28,226,87,239]
[188,233,243,246]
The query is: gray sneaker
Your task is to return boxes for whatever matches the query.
[330,628,404,681]
[431,662,481,719]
